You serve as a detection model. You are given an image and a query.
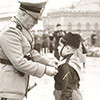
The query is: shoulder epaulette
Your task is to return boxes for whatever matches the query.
[16,23,22,32]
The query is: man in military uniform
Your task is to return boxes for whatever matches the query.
[0,0,58,100]
[53,24,66,60]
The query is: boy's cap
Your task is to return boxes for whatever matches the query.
[60,32,81,48]
[18,0,48,20]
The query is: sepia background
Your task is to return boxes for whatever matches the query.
[0,0,100,100]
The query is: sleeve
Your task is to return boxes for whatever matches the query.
[60,67,80,100]
[60,70,73,100]
[0,29,46,78]
[30,50,49,66]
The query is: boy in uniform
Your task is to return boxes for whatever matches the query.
[54,32,83,100]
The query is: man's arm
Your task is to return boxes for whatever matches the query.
[30,50,59,68]
[0,29,58,77]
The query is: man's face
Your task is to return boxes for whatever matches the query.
[23,12,38,30]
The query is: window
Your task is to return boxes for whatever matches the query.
[86,23,90,31]
[77,23,81,30]
[94,23,99,31]
[68,23,72,31]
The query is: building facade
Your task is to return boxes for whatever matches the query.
[0,0,19,31]
[43,0,100,46]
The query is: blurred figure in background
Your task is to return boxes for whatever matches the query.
[42,30,49,54]
[34,33,42,53]
[77,38,87,69]
[53,24,66,60]
[48,31,55,53]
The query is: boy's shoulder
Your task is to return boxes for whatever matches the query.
[58,61,70,73]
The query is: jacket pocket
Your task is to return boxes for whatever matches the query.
[0,64,27,94]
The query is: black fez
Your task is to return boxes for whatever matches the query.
[60,32,81,49]
[56,23,61,27]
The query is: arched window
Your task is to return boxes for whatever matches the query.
[68,23,72,31]
[77,23,81,30]
[94,23,99,31]
[86,23,90,31]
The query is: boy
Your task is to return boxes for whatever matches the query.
[54,32,83,100]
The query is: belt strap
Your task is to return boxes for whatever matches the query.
[1,98,7,100]
[0,58,24,76]
[0,55,30,65]
[0,58,12,65]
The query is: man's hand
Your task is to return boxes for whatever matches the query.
[45,66,58,76]
[48,59,59,69]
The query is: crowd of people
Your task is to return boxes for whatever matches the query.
[31,25,66,55]
[33,30,51,54]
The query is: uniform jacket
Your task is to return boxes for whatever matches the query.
[0,17,49,99]
[54,54,81,100]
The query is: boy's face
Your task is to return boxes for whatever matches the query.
[58,43,73,57]
[58,43,63,55]
[78,42,82,52]
[61,45,73,57]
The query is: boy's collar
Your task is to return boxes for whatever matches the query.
[62,53,73,62]
[58,53,73,66]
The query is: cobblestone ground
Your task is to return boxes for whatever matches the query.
[24,53,100,100]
